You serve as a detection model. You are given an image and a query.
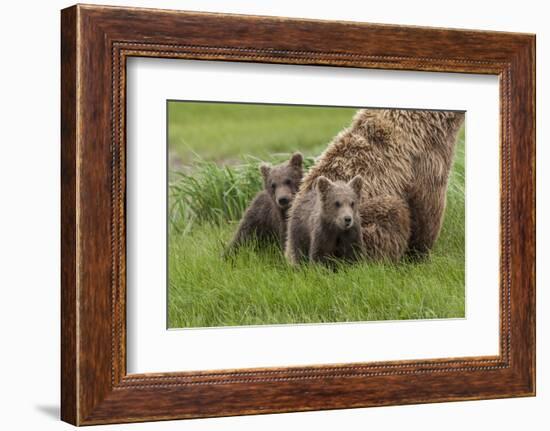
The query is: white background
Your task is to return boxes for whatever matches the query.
[0,0,547,430]
[127,59,500,373]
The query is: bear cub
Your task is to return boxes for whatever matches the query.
[225,152,304,254]
[285,175,365,265]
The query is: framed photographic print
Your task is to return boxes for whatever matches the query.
[61,4,536,425]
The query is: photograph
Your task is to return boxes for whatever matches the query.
[167,101,466,329]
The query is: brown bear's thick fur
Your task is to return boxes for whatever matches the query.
[225,152,303,254]
[359,195,411,262]
[292,109,465,261]
[285,175,365,265]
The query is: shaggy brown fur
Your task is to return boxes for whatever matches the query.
[226,152,303,254]
[359,195,411,262]
[294,109,465,261]
[285,175,365,265]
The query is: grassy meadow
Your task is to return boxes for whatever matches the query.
[168,102,357,165]
[168,101,465,328]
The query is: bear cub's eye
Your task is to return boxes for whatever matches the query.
[351,201,355,208]
[284,179,292,186]
[335,201,341,208]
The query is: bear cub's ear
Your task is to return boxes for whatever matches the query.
[348,175,363,197]
[259,163,272,187]
[289,152,303,168]
[316,176,333,199]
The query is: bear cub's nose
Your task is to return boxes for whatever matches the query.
[278,197,290,206]
[344,216,352,226]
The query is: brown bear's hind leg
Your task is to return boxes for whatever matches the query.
[406,182,448,258]
[360,195,411,262]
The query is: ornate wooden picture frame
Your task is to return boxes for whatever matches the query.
[61,4,535,425]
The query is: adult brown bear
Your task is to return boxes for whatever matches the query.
[287,109,465,262]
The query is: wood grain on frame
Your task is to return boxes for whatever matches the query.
[61,4,535,425]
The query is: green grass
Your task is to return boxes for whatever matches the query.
[168,102,465,328]
[168,223,464,327]
[168,101,357,164]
